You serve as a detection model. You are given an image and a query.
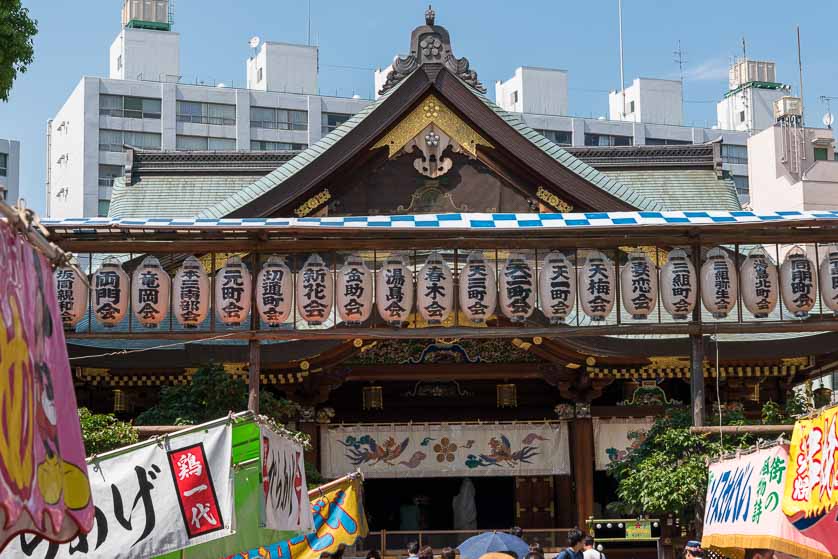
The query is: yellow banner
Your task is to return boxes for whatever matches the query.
[225,475,368,559]
[782,405,838,518]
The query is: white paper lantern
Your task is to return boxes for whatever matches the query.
[459,251,497,324]
[417,252,453,325]
[781,246,817,318]
[740,247,778,319]
[92,257,129,327]
[539,251,575,324]
[296,254,334,325]
[579,250,615,321]
[256,256,293,327]
[173,255,210,328]
[376,254,414,327]
[215,256,252,326]
[336,255,373,325]
[701,247,738,319]
[660,248,696,320]
[54,266,88,329]
[131,256,171,328]
[818,244,838,314]
[620,251,658,320]
[500,254,535,323]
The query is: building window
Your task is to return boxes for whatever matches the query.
[176,101,236,125]
[0,153,6,177]
[98,164,123,187]
[739,110,746,123]
[176,135,236,151]
[629,100,636,113]
[99,129,161,152]
[251,140,307,151]
[511,91,518,104]
[645,137,691,145]
[584,133,631,147]
[814,147,828,161]
[721,144,748,165]
[321,112,351,135]
[97,199,111,217]
[535,129,572,146]
[100,94,161,119]
[117,55,122,71]
[250,107,307,130]
[732,175,749,198]
[257,68,263,83]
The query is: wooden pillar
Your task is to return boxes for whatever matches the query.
[571,416,594,528]
[299,419,320,471]
[690,334,705,427]
[248,338,260,413]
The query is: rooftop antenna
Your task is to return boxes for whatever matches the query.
[741,36,747,61]
[797,25,805,126]
[307,0,311,46]
[674,40,686,121]
[618,0,626,118]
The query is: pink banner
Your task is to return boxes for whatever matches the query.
[0,220,93,550]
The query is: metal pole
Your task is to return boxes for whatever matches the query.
[690,333,705,427]
[797,25,805,127]
[618,0,626,118]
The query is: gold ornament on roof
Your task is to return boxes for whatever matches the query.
[535,186,573,213]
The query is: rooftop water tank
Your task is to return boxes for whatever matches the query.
[122,0,171,31]
[729,59,777,89]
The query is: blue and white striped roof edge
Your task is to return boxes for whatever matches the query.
[41,210,838,231]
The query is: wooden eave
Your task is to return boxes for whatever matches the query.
[226,65,636,219]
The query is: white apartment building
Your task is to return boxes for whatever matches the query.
[0,138,21,203]
[47,1,370,218]
[494,67,752,203]
[717,59,791,133]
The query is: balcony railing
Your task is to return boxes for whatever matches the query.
[177,114,236,126]
[250,120,307,131]
[100,109,161,120]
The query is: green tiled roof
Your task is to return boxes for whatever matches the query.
[198,69,663,219]
[109,175,264,219]
[603,169,742,211]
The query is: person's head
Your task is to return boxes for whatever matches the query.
[567,529,586,552]
[584,537,595,550]
[418,546,434,559]
[528,543,542,555]
[408,542,420,556]
[684,541,704,559]
[442,547,457,559]
[745,550,774,559]
[367,551,382,559]
[511,527,524,539]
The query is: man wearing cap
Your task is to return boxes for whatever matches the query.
[685,541,704,559]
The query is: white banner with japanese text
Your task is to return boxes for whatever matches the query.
[4,421,233,559]
[260,427,314,533]
[321,422,569,478]
[593,417,655,471]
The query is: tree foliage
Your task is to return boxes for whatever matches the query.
[607,394,809,529]
[135,362,302,426]
[78,407,138,455]
[0,0,38,101]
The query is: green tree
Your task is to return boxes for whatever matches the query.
[78,407,138,455]
[0,1,38,101]
[135,362,301,426]
[607,400,800,533]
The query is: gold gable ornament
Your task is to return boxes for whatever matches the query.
[373,95,493,179]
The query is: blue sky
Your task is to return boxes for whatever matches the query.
[1,0,836,214]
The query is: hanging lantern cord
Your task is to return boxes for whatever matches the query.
[713,326,723,450]
[0,199,89,287]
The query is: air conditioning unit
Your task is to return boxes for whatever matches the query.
[774,97,802,120]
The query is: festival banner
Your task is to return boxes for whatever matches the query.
[702,445,832,559]
[0,220,94,550]
[593,417,655,471]
[260,426,315,533]
[781,405,838,557]
[5,421,233,559]
[221,474,368,559]
[321,423,570,479]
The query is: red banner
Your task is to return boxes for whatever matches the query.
[168,443,224,539]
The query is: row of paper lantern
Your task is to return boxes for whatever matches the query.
[53,246,838,330]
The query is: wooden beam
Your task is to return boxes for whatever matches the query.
[571,418,595,526]
[691,334,705,427]
[690,425,794,435]
[64,318,838,341]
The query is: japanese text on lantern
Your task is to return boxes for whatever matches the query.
[629,259,653,311]
[422,263,448,321]
[342,267,366,319]
[384,267,407,317]
[180,269,202,324]
[587,261,611,313]
[95,270,122,320]
[168,444,223,538]
[670,260,692,314]
[262,269,286,321]
[302,267,328,320]
[221,268,246,320]
[504,259,533,317]
[466,262,489,317]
